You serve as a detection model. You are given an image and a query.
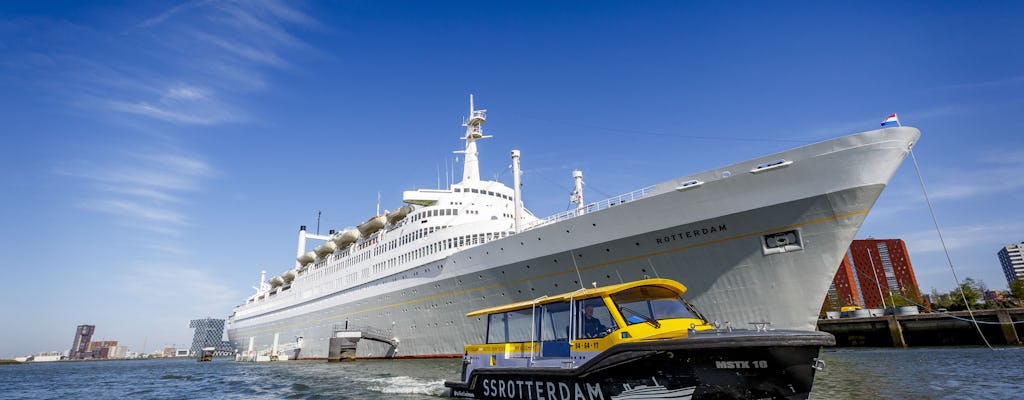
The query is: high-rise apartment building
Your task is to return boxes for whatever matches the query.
[999,242,1024,285]
[824,239,921,309]
[189,318,227,356]
[69,325,95,359]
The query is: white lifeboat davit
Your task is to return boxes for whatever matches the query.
[357,215,387,236]
[387,205,414,225]
[282,269,297,283]
[314,241,338,258]
[297,251,316,266]
[269,276,284,288]
[332,229,361,248]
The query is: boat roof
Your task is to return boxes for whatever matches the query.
[465,278,688,317]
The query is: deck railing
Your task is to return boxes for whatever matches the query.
[528,185,657,229]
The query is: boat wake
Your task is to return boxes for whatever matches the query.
[362,375,449,396]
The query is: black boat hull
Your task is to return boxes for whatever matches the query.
[446,330,833,400]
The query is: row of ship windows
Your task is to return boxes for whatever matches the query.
[410,208,459,223]
[369,231,512,276]
[454,187,512,201]
[253,229,512,307]
[375,225,450,256]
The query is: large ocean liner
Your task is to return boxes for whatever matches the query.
[226,97,920,359]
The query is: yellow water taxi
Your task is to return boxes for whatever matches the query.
[445,278,833,399]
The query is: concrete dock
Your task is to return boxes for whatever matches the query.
[817,308,1024,347]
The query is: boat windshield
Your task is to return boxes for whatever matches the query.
[611,286,701,325]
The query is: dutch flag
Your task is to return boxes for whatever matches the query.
[881,113,900,127]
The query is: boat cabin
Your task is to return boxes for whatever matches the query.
[459,279,711,377]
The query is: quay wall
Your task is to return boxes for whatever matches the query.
[817,308,1024,347]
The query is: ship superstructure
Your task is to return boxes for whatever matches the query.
[227,97,920,359]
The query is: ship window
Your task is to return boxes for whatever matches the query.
[455,188,461,192]
[487,191,494,196]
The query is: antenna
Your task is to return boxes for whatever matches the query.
[376,192,381,216]
[570,250,585,290]
[315,210,321,235]
[646,258,661,278]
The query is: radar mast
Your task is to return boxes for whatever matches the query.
[457,95,491,183]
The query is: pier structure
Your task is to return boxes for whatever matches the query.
[328,324,399,361]
[818,308,1023,347]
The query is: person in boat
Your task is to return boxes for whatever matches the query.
[583,302,609,338]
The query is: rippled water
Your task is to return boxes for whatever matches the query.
[2,347,1022,399]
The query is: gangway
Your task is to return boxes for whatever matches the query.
[328,324,399,361]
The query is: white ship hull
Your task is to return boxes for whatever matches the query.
[227,126,919,359]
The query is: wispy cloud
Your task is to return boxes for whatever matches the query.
[80,198,188,225]
[31,0,323,125]
[57,149,214,237]
[935,76,1024,91]
[900,222,1019,254]
[119,264,240,315]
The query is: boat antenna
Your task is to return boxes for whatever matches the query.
[315,210,321,236]
[646,258,661,278]
[376,192,381,216]
[569,250,585,290]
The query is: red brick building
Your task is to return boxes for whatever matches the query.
[824,239,922,310]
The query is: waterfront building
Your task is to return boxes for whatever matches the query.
[189,318,232,356]
[824,239,922,309]
[999,242,1024,285]
[86,340,118,352]
[69,325,95,359]
[30,351,62,362]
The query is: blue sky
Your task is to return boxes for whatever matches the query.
[1,1,1022,357]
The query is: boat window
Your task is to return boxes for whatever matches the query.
[455,188,461,192]
[611,286,699,325]
[487,309,534,344]
[539,302,571,341]
[575,298,617,338]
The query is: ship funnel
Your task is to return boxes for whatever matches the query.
[296,226,308,267]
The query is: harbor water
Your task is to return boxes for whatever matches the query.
[2,347,1022,399]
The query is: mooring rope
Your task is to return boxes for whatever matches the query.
[909,149,995,350]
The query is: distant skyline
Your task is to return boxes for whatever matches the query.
[2,1,1022,357]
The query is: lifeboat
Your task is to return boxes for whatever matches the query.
[357,215,387,236]
[296,251,316,266]
[314,241,338,258]
[282,269,297,283]
[269,276,284,288]
[332,229,361,248]
[386,205,414,225]
[444,278,834,399]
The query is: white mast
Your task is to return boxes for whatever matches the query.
[512,149,522,233]
[456,94,491,183]
[570,170,584,210]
